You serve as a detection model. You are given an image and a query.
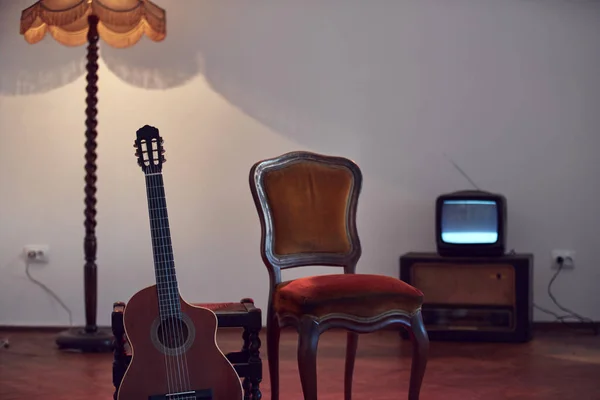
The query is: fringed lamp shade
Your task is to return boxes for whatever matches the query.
[19,0,166,353]
[20,0,166,48]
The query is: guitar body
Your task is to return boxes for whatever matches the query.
[117,286,243,400]
[123,125,243,399]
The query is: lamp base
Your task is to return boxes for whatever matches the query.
[56,327,113,353]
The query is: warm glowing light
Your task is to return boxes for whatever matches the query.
[20,0,166,48]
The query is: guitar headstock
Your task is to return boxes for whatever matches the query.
[134,125,166,174]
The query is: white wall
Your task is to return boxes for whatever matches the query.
[1,0,599,327]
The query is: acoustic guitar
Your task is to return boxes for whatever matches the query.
[117,125,243,400]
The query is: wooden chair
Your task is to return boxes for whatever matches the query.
[249,151,429,400]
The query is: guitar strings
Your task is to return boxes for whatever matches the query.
[155,169,192,394]
[153,169,186,394]
[148,150,192,395]
[157,158,194,395]
[150,168,184,393]
[146,165,175,395]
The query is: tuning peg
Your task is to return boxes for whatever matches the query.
[133,142,137,148]
[137,160,142,166]
[162,157,166,163]
[135,150,140,156]
[160,149,166,154]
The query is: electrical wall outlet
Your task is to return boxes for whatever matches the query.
[23,244,50,263]
[551,249,575,269]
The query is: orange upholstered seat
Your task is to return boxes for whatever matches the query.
[274,274,424,319]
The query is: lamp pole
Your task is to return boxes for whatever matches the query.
[20,0,166,352]
[83,13,100,334]
[56,14,113,350]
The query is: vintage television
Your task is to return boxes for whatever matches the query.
[436,190,507,257]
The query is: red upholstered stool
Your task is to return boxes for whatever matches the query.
[249,151,429,400]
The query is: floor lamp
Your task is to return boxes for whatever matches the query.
[20,0,166,352]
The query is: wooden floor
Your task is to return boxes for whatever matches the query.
[1,327,599,400]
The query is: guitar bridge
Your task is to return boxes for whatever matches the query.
[148,389,213,399]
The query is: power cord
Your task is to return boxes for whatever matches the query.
[533,256,598,335]
[25,260,73,326]
[0,259,74,357]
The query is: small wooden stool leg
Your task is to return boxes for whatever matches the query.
[248,327,262,399]
[250,379,262,400]
[242,326,250,353]
[242,378,252,400]
[111,302,127,400]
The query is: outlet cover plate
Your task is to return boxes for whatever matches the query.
[23,245,50,263]
[551,249,575,269]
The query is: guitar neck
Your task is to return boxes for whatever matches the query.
[144,172,181,318]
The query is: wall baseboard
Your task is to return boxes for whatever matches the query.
[0,326,112,332]
[532,321,598,331]
[1,322,598,333]
[0,325,245,332]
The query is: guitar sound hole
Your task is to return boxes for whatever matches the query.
[156,317,189,349]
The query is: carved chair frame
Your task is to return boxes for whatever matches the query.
[249,151,428,400]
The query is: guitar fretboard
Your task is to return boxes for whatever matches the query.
[145,173,181,318]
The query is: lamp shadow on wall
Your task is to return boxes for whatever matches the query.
[100,1,465,191]
[99,1,378,153]
[0,0,85,96]
[96,1,460,262]
[100,1,204,91]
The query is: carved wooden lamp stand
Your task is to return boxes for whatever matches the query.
[20,0,166,352]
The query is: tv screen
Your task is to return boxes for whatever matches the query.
[440,200,498,244]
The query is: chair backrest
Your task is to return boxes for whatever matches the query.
[249,151,362,284]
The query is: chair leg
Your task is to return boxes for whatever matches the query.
[266,310,281,400]
[297,317,320,400]
[344,331,359,400]
[407,311,429,400]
